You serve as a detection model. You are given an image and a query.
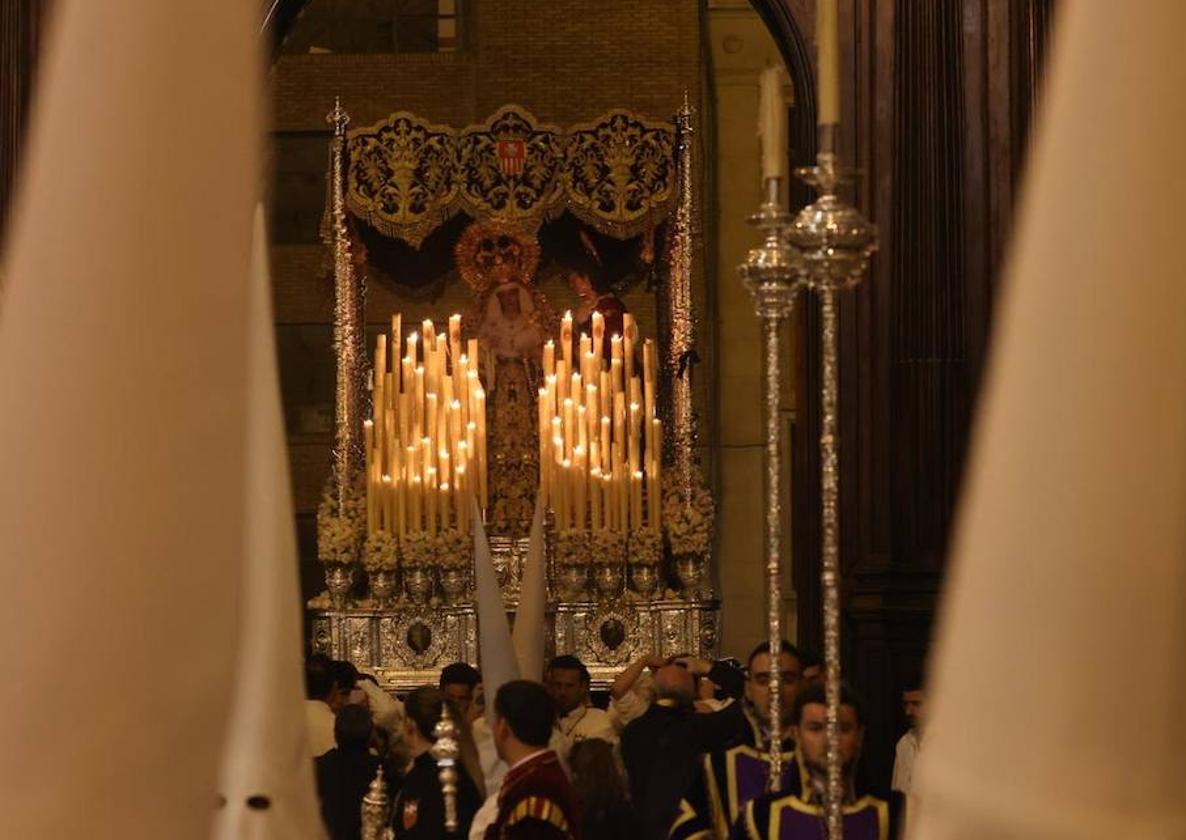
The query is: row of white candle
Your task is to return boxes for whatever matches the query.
[364,314,487,539]
[540,310,662,532]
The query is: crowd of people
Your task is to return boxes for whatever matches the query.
[305,644,924,839]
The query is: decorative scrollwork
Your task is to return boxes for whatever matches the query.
[348,112,461,247]
[563,110,675,238]
[455,107,566,228]
[343,106,675,245]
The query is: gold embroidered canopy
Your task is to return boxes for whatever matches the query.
[345,105,675,247]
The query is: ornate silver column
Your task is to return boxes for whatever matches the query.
[788,146,877,840]
[432,705,461,832]
[738,178,804,791]
[327,97,365,514]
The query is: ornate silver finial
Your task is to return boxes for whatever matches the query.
[361,766,392,840]
[676,91,694,129]
[327,96,351,135]
[431,707,461,832]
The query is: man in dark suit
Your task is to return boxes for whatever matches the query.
[314,704,382,840]
[485,680,580,839]
[621,663,749,839]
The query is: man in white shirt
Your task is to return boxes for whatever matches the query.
[304,654,342,758]
[546,654,617,747]
[891,677,926,795]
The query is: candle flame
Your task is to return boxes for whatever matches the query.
[364,419,374,428]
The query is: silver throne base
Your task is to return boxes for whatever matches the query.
[309,598,720,692]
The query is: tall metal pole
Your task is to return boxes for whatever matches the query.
[789,147,877,839]
[739,177,804,791]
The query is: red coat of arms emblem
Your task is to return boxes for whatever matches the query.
[402,799,419,830]
[496,137,527,176]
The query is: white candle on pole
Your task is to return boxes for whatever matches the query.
[817,0,840,125]
[759,63,788,180]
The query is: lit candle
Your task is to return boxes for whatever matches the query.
[539,389,551,503]
[475,388,487,513]
[556,359,569,406]
[413,366,425,440]
[382,474,394,533]
[591,311,605,365]
[406,331,419,365]
[390,314,402,384]
[600,416,612,473]
[408,446,420,531]
[396,469,406,539]
[543,340,555,378]
[651,418,663,528]
[623,314,636,384]
[590,466,603,530]
[425,467,438,535]
[450,399,462,455]
[440,482,451,529]
[374,334,387,432]
[561,459,573,530]
[560,311,573,364]
[439,447,451,490]
[455,465,468,532]
[426,393,439,458]
[410,475,422,533]
[563,398,575,460]
[573,446,586,530]
[579,334,592,376]
[631,471,644,531]
[628,402,641,472]
[759,63,788,180]
[449,313,462,355]
[364,421,376,534]
[585,383,599,452]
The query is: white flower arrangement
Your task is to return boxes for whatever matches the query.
[316,480,365,566]
[434,529,473,570]
[664,484,715,557]
[629,528,663,565]
[362,531,398,573]
[556,529,592,566]
[400,530,435,569]
[590,530,627,563]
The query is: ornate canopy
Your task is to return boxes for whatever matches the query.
[345,105,675,247]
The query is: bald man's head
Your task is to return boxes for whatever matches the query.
[653,664,695,706]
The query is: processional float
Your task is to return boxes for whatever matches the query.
[310,99,718,690]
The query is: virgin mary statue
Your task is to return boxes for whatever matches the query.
[456,222,557,536]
